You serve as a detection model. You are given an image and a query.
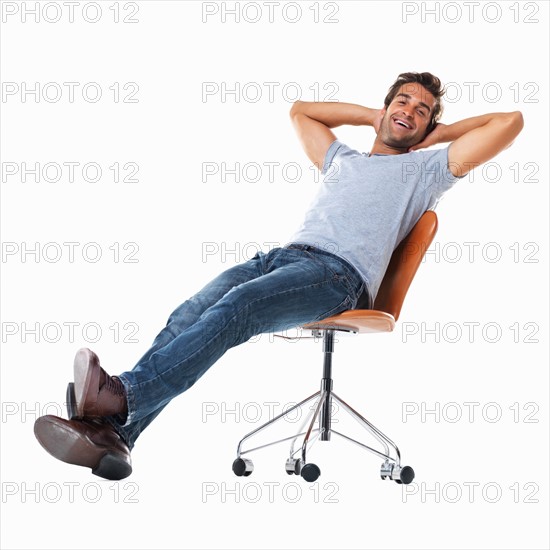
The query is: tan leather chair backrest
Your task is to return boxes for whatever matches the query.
[373,210,438,321]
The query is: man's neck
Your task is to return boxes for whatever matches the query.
[368,141,409,156]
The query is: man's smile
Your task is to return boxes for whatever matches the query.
[392,116,414,130]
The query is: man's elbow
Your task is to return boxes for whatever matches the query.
[501,111,524,147]
[290,100,304,118]
[508,110,524,134]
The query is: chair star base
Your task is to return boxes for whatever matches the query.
[232,329,415,485]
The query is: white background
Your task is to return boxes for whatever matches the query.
[1,1,548,549]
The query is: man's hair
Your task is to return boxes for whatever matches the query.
[384,72,444,134]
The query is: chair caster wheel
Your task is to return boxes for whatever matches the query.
[300,463,321,482]
[380,462,415,485]
[285,458,301,475]
[395,466,415,485]
[232,458,253,477]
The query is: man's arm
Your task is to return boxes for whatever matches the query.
[409,111,524,177]
[289,101,380,171]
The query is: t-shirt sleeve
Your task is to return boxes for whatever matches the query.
[321,140,361,175]
[422,145,467,203]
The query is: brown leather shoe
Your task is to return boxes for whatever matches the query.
[34,415,132,480]
[73,348,128,419]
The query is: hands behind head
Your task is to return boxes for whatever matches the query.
[407,123,448,152]
[372,108,383,135]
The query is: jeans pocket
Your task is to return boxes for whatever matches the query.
[335,271,359,298]
[302,250,344,280]
[250,250,263,260]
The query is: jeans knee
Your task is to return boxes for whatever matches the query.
[202,284,275,345]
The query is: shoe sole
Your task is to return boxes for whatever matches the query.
[66,382,78,419]
[73,348,97,417]
[34,416,132,480]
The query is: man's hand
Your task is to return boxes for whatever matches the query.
[407,112,524,177]
[407,123,448,152]
[372,108,383,134]
[290,101,380,171]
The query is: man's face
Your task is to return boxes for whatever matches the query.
[378,83,435,149]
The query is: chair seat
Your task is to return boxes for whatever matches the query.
[302,309,396,334]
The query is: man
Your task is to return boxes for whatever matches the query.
[34,72,524,480]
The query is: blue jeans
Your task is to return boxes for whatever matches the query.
[107,244,368,449]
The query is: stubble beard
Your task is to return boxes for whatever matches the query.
[380,114,425,149]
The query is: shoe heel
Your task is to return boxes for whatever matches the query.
[66,382,78,419]
[92,452,132,481]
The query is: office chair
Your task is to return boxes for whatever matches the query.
[232,210,438,484]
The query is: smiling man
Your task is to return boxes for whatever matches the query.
[288,71,524,310]
[34,72,524,480]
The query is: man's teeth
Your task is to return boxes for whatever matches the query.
[395,119,409,128]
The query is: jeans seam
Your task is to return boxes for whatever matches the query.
[117,373,136,427]
[313,294,352,321]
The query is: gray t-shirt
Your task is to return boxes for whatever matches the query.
[286,139,464,307]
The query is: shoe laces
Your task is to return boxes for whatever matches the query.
[104,375,126,397]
